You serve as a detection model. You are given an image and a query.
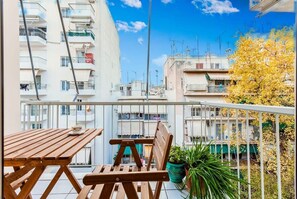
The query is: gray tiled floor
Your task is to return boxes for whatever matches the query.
[26,167,188,199]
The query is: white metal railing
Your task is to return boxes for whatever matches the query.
[19,101,295,199]
[20,56,47,68]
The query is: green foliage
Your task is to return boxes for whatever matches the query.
[184,142,241,199]
[168,146,186,164]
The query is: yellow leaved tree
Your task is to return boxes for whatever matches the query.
[227,27,295,198]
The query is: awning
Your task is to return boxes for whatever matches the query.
[207,73,230,81]
[20,69,40,82]
[66,70,91,82]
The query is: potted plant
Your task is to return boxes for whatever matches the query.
[166,146,186,183]
[184,142,240,199]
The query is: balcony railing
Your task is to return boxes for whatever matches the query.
[20,83,47,96]
[18,2,47,22]
[68,3,95,23]
[19,28,47,40]
[67,30,95,40]
[20,101,295,198]
[208,85,227,93]
[72,56,95,64]
[20,56,47,69]
[70,83,95,90]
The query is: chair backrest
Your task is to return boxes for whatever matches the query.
[147,121,173,170]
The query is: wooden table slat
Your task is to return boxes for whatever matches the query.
[5,129,71,160]
[59,129,103,159]
[4,129,66,155]
[17,129,73,160]
[4,129,51,147]
[4,129,37,140]
[44,129,97,160]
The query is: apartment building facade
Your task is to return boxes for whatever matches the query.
[19,0,121,130]
[164,56,254,147]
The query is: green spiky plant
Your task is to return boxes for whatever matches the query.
[184,142,241,199]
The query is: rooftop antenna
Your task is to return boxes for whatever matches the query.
[196,36,200,63]
[145,0,152,101]
[155,69,158,86]
[20,0,40,100]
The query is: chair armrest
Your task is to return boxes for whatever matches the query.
[109,138,154,145]
[83,171,169,185]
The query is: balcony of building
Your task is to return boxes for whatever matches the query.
[68,3,95,24]
[69,82,96,96]
[67,30,95,47]
[249,0,294,13]
[16,101,294,198]
[20,82,47,96]
[184,84,228,96]
[20,56,47,70]
[18,2,47,23]
[69,55,95,70]
[19,28,47,46]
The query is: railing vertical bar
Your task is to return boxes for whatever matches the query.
[66,105,68,128]
[121,105,123,137]
[130,105,132,138]
[51,105,54,128]
[94,105,96,128]
[200,104,203,141]
[56,105,59,128]
[174,105,176,145]
[236,109,240,197]
[214,106,217,156]
[85,148,87,165]
[182,105,185,146]
[208,106,211,142]
[34,105,37,129]
[220,109,223,161]
[111,105,114,162]
[148,104,150,137]
[191,104,193,142]
[75,105,78,125]
[27,105,31,130]
[85,105,87,129]
[139,105,141,137]
[23,104,26,130]
[204,105,207,142]
[47,105,50,128]
[41,105,44,128]
[275,114,282,199]
[103,105,105,163]
[246,111,251,199]
[259,112,265,199]
[227,109,231,164]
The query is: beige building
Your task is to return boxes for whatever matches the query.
[164,56,253,144]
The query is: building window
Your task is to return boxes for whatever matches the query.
[77,99,82,111]
[215,63,220,69]
[62,8,71,18]
[232,123,243,135]
[32,123,42,129]
[191,107,201,116]
[61,105,70,115]
[61,56,70,67]
[196,63,203,69]
[215,123,224,140]
[61,32,65,42]
[61,80,70,91]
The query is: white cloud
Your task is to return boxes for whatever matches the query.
[116,21,147,33]
[153,54,167,67]
[106,0,115,6]
[191,0,239,15]
[161,0,173,4]
[137,37,144,45]
[121,0,142,8]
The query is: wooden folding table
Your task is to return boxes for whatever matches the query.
[4,128,103,199]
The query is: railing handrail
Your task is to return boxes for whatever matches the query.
[20,101,295,115]
[68,3,95,13]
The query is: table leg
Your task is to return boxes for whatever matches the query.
[3,177,17,199]
[16,166,45,199]
[13,167,32,199]
[62,165,82,193]
[40,166,64,199]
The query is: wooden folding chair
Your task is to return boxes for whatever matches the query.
[78,121,173,199]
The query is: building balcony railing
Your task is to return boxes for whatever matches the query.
[185,84,227,95]
[69,83,95,96]
[19,28,47,46]
[208,85,227,93]
[68,3,95,23]
[20,83,47,96]
[67,30,95,47]
[20,101,295,199]
[20,56,47,70]
[18,2,47,23]
[70,56,95,70]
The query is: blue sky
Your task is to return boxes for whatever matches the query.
[107,0,295,85]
